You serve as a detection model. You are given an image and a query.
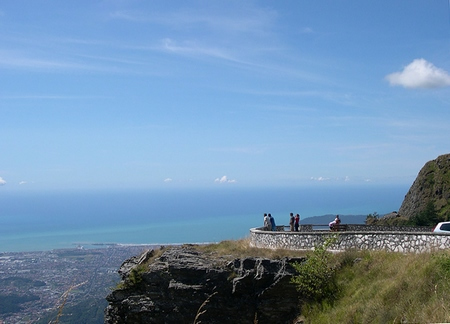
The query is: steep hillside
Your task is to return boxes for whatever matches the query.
[398,153,450,221]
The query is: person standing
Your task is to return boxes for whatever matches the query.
[294,214,300,232]
[263,213,270,231]
[269,213,276,231]
[289,213,295,231]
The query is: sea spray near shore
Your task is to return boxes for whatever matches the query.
[0,185,408,252]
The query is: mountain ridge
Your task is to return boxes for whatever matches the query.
[398,153,450,221]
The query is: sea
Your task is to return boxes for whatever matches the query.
[0,185,409,253]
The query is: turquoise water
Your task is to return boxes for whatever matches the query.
[0,185,408,252]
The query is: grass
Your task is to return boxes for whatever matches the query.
[196,239,450,323]
[118,239,450,323]
[194,238,309,259]
[303,249,450,323]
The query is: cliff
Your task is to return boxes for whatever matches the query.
[105,245,304,323]
[398,153,450,220]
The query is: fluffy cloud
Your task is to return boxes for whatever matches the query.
[163,178,173,182]
[0,177,6,185]
[214,175,236,183]
[386,58,450,89]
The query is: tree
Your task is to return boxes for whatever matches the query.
[410,201,440,226]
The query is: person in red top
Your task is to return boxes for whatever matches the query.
[294,214,300,232]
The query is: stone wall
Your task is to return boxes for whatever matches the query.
[249,228,450,253]
[293,224,433,232]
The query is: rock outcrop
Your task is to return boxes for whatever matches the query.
[105,245,304,324]
[398,153,450,220]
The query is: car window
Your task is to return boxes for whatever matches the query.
[440,223,450,231]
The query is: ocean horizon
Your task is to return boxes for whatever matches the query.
[0,184,409,253]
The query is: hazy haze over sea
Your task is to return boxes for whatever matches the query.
[0,184,408,253]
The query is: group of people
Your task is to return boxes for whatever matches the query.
[263,213,277,231]
[263,213,341,232]
[289,213,301,231]
[263,212,301,232]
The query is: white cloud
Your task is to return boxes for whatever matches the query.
[163,178,173,182]
[310,176,330,181]
[214,175,236,183]
[311,176,354,182]
[386,58,450,89]
[19,181,27,185]
[0,177,6,185]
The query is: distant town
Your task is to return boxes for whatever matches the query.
[0,245,159,324]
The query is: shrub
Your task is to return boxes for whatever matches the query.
[365,212,379,225]
[290,236,338,303]
[409,201,441,226]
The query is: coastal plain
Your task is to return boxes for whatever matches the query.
[0,245,158,323]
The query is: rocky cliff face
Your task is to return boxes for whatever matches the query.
[105,245,304,324]
[398,153,450,220]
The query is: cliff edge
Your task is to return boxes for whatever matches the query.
[105,245,304,323]
[398,153,450,221]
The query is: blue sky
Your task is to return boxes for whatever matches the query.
[1,0,450,190]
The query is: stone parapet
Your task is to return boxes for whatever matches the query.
[249,228,450,253]
[282,224,433,232]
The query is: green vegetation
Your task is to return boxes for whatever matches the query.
[291,236,338,303]
[300,249,450,323]
[365,212,380,225]
[409,201,442,226]
[365,211,410,226]
[195,239,450,323]
[195,239,308,259]
[365,205,444,227]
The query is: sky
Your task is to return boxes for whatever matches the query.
[1,0,450,191]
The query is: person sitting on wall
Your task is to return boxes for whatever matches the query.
[329,215,341,231]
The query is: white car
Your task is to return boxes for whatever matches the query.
[432,221,450,234]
